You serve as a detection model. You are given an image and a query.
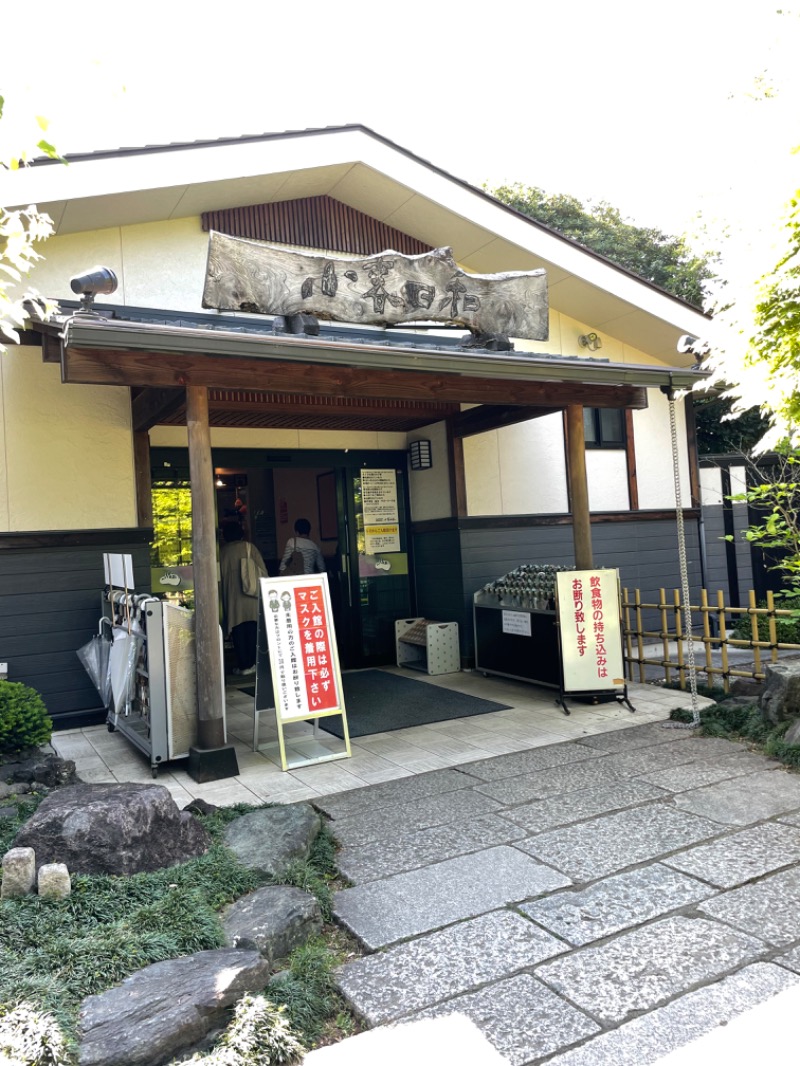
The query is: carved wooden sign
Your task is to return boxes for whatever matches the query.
[202,232,548,341]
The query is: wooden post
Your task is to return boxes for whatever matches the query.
[133,430,153,528]
[186,385,226,751]
[565,404,593,569]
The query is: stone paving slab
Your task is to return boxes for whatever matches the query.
[596,737,745,778]
[545,962,798,1066]
[637,750,776,793]
[337,813,527,884]
[412,973,600,1066]
[313,768,470,820]
[775,945,800,974]
[671,769,800,825]
[574,722,687,753]
[336,910,566,1025]
[473,758,628,804]
[328,788,502,847]
[498,780,668,833]
[699,865,800,945]
[662,822,800,888]
[534,915,767,1025]
[516,804,724,882]
[520,864,714,947]
[458,743,604,783]
[333,846,571,950]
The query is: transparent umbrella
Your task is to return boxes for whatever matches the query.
[76,618,113,707]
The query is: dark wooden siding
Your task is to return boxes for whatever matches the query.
[202,196,433,257]
[411,529,466,661]
[0,531,151,729]
[701,502,754,605]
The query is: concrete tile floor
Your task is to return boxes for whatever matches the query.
[50,667,712,805]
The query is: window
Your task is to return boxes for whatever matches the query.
[583,407,625,448]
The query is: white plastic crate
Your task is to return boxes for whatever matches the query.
[395,617,460,675]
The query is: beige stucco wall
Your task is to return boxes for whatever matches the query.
[24,218,208,310]
[633,391,691,509]
[463,392,692,517]
[149,426,407,451]
[406,422,451,522]
[0,350,136,531]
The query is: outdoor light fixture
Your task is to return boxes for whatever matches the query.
[214,472,225,487]
[578,332,602,352]
[409,439,433,470]
[69,266,118,315]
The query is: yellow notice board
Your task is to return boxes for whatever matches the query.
[259,574,351,770]
[556,569,625,693]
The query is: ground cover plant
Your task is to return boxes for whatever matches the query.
[669,695,800,767]
[0,797,358,1064]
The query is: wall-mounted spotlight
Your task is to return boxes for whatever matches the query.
[409,439,433,470]
[578,332,602,352]
[677,334,710,356]
[69,266,118,316]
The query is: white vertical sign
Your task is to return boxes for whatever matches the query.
[361,468,401,552]
[556,569,625,692]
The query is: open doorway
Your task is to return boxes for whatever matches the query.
[151,448,413,669]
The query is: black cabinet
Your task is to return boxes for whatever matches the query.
[473,600,561,688]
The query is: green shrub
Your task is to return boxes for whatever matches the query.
[0,681,52,755]
[731,601,800,645]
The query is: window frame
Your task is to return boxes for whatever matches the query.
[583,407,626,449]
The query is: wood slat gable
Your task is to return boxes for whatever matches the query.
[202,195,433,257]
[156,391,460,432]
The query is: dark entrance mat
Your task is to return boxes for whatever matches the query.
[330,670,511,738]
[238,669,511,738]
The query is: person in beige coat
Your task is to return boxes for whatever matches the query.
[219,520,267,675]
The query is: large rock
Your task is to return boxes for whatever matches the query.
[78,948,270,1066]
[224,885,322,963]
[7,753,79,789]
[223,803,321,877]
[13,782,210,875]
[760,662,800,725]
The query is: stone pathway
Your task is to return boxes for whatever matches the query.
[319,720,800,1066]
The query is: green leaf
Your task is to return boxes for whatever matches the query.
[36,139,59,160]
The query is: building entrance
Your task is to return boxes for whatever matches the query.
[150,447,413,669]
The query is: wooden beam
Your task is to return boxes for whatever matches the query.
[131,387,186,432]
[449,404,560,439]
[63,347,649,410]
[42,333,61,364]
[132,430,153,527]
[624,408,639,511]
[446,419,467,518]
[565,405,593,568]
[186,386,226,752]
[684,394,701,509]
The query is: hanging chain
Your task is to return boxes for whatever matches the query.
[667,390,701,727]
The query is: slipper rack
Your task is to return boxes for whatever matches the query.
[395,617,460,675]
